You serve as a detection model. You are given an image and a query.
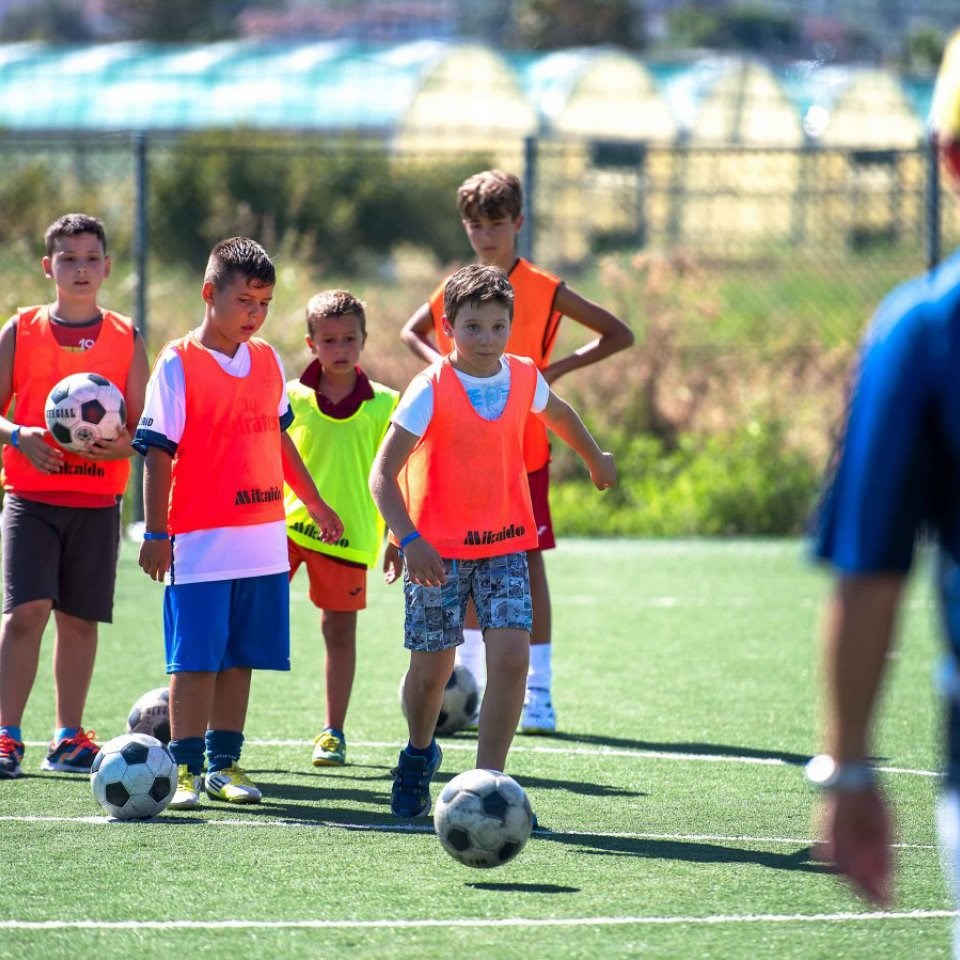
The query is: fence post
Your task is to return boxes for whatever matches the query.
[926,134,941,271]
[131,131,149,525]
[519,135,537,262]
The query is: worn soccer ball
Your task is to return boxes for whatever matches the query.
[399,664,479,737]
[44,372,126,453]
[434,768,533,868]
[126,686,171,744]
[90,732,176,820]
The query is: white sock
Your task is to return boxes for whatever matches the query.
[527,643,552,694]
[456,628,486,690]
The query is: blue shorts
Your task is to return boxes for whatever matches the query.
[163,572,290,673]
[403,551,532,653]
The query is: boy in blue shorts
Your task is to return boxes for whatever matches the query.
[0,213,149,779]
[807,33,960,948]
[135,237,343,809]
[285,289,400,767]
[371,264,616,817]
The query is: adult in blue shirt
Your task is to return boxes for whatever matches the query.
[808,31,960,928]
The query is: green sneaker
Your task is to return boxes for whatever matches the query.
[169,765,202,810]
[312,728,346,767]
[205,761,262,804]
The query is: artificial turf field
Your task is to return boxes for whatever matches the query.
[0,538,954,959]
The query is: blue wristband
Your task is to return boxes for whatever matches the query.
[399,531,421,549]
[143,531,169,541]
[10,427,20,449]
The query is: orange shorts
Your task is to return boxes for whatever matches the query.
[288,539,367,611]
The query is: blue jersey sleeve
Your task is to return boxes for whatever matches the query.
[813,290,937,574]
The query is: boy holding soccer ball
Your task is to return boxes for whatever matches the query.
[370,264,616,817]
[401,170,633,733]
[285,289,400,768]
[134,237,343,808]
[0,213,149,779]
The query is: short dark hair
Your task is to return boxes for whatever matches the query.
[44,213,107,256]
[306,289,367,338]
[457,169,523,221]
[204,236,275,290]
[443,264,514,324]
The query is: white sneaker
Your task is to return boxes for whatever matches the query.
[169,765,202,810]
[205,761,262,804]
[520,688,556,734]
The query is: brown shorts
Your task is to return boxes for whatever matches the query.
[2,493,121,622]
[527,463,556,551]
[288,538,367,612]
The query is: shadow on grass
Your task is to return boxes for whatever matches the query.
[466,882,580,894]
[518,730,816,767]
[539,830,827,875]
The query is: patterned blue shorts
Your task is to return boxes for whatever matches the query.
[403,551,532,652]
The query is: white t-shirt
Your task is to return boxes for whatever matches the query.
[392,357,550,438]
[135,338,292,585]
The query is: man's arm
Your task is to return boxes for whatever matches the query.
[540,285,634,385]
[813,573,904,906]
[400,302,444,365]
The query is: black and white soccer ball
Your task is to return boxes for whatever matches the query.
[434,768,533,869]
[126,686,171,744]
[90,733,176,820]
[399,664,479,737]
[44,372,126,453]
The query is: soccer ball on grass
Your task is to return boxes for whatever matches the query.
[434,768,533,868]
[126,686,171,744]
[399,664,479,737]
[44,372,126,453]
[90,733,176,820]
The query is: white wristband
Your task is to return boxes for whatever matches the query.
[805,754,876,792]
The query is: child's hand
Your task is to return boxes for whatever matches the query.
[84,426,135,461]
[590,451,618,491]
[139,539,171,582]
[382,540,403,585]
[402,538,446,586]
[307,502,344,544]
[16,426,64,474]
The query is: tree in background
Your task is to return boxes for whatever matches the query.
[100,0,281,42]
[0,0,93,42]
[511,0,644,51]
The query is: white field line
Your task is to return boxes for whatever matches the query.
[0,814,939,852]
[22,739,943,779]
[0,910,957,931]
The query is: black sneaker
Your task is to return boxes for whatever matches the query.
[390,743,443,817]
[0,733,24,779]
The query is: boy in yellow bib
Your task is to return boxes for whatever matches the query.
[285,290,399,767]
[370,264,617,818]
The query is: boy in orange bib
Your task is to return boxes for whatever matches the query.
[401,169,633,734]
[371,264,617,818]
[0,213,149,779]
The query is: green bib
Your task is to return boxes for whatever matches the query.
[284,379,398,567]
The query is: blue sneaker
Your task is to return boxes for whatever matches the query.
[41,729,99,773]
[390,743,442,817]
[0,733,24,779]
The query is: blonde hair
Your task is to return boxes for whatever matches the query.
[932,32,960,139]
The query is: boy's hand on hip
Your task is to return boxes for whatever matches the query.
[139,540,171,582]
[403,538,446,586]
[590,452,618,491]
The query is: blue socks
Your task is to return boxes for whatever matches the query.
[54,726,79,743]
[0,725,22,743]
[406,739,437,761]
[169,736,205,775]
[205,729,244,773]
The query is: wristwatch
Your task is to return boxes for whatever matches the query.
[805,754,876,792]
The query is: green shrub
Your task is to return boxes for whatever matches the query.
[551,420,820,537]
